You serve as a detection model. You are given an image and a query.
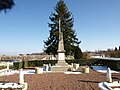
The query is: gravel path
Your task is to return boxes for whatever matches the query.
[0,68,119,90]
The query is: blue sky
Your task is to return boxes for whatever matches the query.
[0,0,120,55]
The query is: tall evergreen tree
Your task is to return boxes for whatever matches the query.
[44,0,80,56]
[115,47,117,51]
[0,0,15,12]
[74,46,83,59]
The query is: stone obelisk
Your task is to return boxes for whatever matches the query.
[51,18,71,72]
[57,18,65,61]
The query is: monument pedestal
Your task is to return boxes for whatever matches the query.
[57,51,65,60]
[51,60,72,72]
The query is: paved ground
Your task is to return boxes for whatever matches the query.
[0,68,120,90]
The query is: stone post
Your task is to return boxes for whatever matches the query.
[44,64,49,72]
[81,66,89,73]
[6,62,10,74]
[84,67,89,73]
[7,62,9,70]
[73,64,79,70]
[35,67,43,74]
[19,69,28,90]
[19,69,24,84]
[107,67,112,83]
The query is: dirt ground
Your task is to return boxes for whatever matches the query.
[0,68,120,90]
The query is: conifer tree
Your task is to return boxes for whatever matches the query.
[44,0,81,56]
[74,46,83,59]
[0,0,15,12]
[115,47,117,51]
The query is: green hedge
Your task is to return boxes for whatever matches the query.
[13,61,23,69]
[44,60,58,66]
[13,59,120,71]
[27,60,58,67]
[95,59,120,71]
[23,61,28,68]
[66,59,120,71]
[0,66,7,70]
[28,60,43,67]
[13,59,99,69]
[13,60,58,69]
[65,59,99,66]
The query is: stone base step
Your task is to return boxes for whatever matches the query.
[56,60,69,66]
[51,60,73,72]
[51,66,71,72]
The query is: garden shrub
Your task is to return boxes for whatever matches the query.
[13,61,23,69]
